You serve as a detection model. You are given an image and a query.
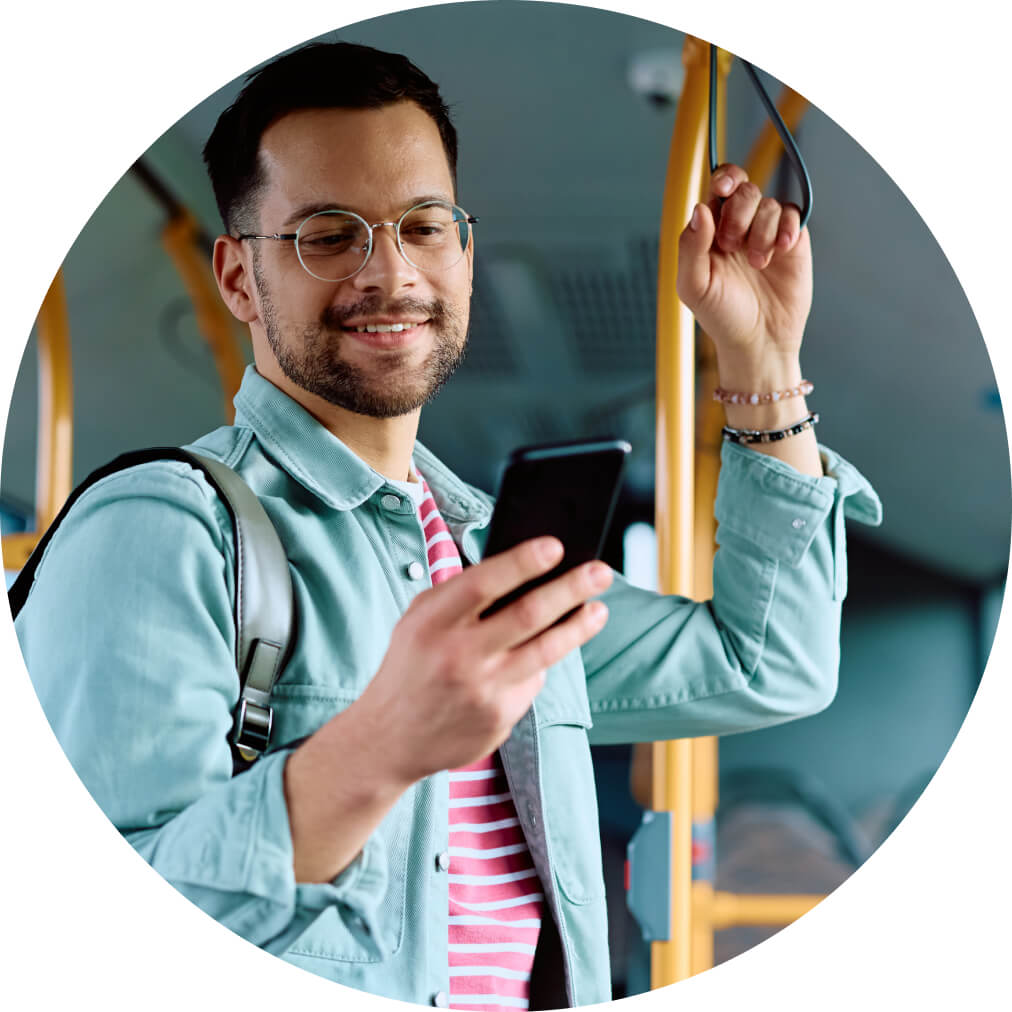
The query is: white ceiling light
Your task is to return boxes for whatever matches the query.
[627,48,684,107]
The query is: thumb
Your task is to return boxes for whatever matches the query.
[676,202,715,309]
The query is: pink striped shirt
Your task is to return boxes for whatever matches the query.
[416,475,544,1012]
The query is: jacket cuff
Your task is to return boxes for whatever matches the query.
[715,440,882,570]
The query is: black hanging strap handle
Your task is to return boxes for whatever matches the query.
[709,44,813,229]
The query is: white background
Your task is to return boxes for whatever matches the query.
[2,2,1009,1009]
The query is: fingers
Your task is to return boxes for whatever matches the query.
[480,557,613,656]
[776,203,803,253]
[429,536,565,620]
[745,197,782,269]
[694,164,805,268]
[405,538,614,693]
[714,177,763,254]
[505,600,610,684]
[709,163,750,201]
[676,201,716,306]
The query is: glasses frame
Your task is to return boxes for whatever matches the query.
[237,199,479,283]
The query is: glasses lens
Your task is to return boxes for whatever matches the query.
[296,211,370,281]
[398,201,470,273]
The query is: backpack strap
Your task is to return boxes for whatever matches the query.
[8,447,295,771]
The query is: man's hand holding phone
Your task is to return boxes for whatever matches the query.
[357,536,612,785]
[285,439,625,884]
[286,536,612,884]
[356,436,628,781]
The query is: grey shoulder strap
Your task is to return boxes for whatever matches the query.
[8,447,295,769]
[189,452,294,765]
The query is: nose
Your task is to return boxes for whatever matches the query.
[350,222,420,294]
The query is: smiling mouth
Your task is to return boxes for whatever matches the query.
[349,322,424,334]
[343,320,429,348]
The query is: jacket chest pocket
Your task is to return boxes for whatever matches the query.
[266,685,355,749]
[535,653,606,905]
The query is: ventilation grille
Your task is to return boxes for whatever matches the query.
[424,235,666,498]
[547,236,659,375]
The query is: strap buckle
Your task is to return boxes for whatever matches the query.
[232,638,283,762]
[233,697,273,762]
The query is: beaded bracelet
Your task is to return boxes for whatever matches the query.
[714,380,813,405]
[722,412,819,445]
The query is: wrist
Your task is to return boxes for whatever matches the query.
[712,351,809,430]
[284,703,411,884]
[713,348,804,393]
[298,700,415,807]
[722,397,811,431]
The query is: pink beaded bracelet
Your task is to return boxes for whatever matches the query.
[713,380,814,406]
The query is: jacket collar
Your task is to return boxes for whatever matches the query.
[232,367,492,525]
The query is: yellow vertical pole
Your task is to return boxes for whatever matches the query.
[689,330,723,976]
[650,35,711,989]
[688,82,812,973]
[636,61,815,982]
[689,740,719,972]
[688,312,723,976]
[3,270,75,573]
[687,44,732,978]
[161,211,246,423]
[35,270,74,533]
[744,87,810,195]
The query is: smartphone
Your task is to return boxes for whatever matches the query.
[479,438,631,620]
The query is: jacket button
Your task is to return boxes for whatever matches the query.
[526,801,538,828]
[381,494,401,511]
[436,851,451,872]
[408,561,426,581]
[432,992,449,1008]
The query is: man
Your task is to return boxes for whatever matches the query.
[17,41,880,1010]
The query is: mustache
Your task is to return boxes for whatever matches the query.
[322,296,448,329]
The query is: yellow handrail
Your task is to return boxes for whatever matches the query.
[708,891,823,930]
[3,199,245,577]
[650,34,713,988]
[161,211,246,423]
[2,271,73,572]
[647,40,817,986]
[695,82,820,950]
[685,42,731,979]
[744,87,810,199]
[35,271,74,532]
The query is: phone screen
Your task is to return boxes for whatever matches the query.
[480,439,630,619]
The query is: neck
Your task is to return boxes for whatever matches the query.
[329,410,420,483]
[255,362,420,482]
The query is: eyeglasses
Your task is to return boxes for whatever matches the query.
[237,200,478,282]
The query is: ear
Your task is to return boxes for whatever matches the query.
[213,235,260,324]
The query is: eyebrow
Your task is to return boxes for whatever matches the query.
[281,194,456,228]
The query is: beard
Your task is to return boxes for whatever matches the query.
[253,255,469,419]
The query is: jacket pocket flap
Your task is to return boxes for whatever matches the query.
[534,651,592,729]
[265,686,357,750]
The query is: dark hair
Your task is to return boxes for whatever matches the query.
[203,41,458,233]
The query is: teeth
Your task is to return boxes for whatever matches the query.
[354,323,414,333]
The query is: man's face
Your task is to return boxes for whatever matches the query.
[246,102,472,419]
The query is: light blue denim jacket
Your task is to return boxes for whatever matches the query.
[17,367,881,1008]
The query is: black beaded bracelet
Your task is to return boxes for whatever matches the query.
[721,412,819,445]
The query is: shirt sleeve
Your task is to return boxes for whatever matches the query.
[14,461,389,955]
[581,441,882,745]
